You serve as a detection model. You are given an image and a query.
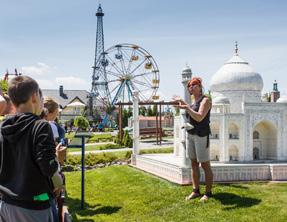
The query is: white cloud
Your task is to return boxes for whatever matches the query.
[21,62,51,76]
[141,89,168,101]
[37,79,55,89]
[55,76,90,89]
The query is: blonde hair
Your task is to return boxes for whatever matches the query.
[43,97,59,113]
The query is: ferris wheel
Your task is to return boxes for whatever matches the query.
[96,43,160,105]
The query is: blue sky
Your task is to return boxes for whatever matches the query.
[1,0,287,100]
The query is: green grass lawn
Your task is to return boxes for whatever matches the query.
[65,165,287,222]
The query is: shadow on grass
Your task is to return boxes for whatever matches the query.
[213,192,261,210]
[66,197,121,221]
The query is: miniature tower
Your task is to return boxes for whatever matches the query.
[89,4,110,115]
[270,80,280,102]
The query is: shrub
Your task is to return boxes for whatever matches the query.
[64,147,173,169]
[98,143,123,150]
[123,130,133,148]
[114,131,122,146]
[87,133,114,143]
[74,116,89,131]
[0,80,8,94]
[115,130,133,148]
[139,147,173,154]
[104,128,114,132]
[65,152,126,167]
[125,151,132,159]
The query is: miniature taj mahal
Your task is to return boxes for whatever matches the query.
[131,43,287,183]
[208,43,287,162]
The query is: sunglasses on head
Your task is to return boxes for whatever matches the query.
[188,83,197,87]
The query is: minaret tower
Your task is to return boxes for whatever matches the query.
[270,80,280,102]
[90,4,110,115]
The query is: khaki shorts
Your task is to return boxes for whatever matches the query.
[186,133,210,162]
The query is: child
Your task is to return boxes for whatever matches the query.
[0,76,62,222]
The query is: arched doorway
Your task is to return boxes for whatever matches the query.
[253,147,259,160]
[210,145,220,161]
[210,121,220,139]
[253,120,277,160]
[228,145,239,161]
[228,123,239,139]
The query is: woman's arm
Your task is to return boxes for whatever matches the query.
[176,97,211,122]
[187,97,211,122]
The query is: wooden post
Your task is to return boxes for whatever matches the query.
[119,104,123,142]
[159,102,162,145]
[155,104,159,145]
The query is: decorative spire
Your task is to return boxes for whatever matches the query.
[235,41,238,55]
[96,3,104,16]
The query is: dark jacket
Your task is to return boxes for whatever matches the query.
[0,113,58,210]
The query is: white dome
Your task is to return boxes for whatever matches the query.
[210,53,263,92]
[213,96,230,104]
[277,96,287,103]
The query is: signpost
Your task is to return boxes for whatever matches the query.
[67,132,91,209]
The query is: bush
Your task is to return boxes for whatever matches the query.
[74,116,89,131]
[0,80,8,94]
[114,131,122,145]
[115,130,133,148]
[65,152,127,167]
[139,147,173,154]
[64,147,172,170]
[123,130,133,148]
[104,128,114,132]
[87,133,114,143]
[65,132,75,141]
[98,143,123,150]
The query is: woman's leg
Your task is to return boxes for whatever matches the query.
[200,161,213,201]
[186,160,201,200]
[191,160,200,190]
[201,161,213,193]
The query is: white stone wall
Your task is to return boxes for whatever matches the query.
[176,100,287,162]
[209,102,287,162]
[212,90,262,113]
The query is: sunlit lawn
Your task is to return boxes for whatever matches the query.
[65,165,287,222]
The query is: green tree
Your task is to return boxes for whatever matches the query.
[139,106,147,116]
[0,80,8,94]
[152,105,157,116]
[147,106,153,116]
[74,116,90,131]
[122,107,133,128]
